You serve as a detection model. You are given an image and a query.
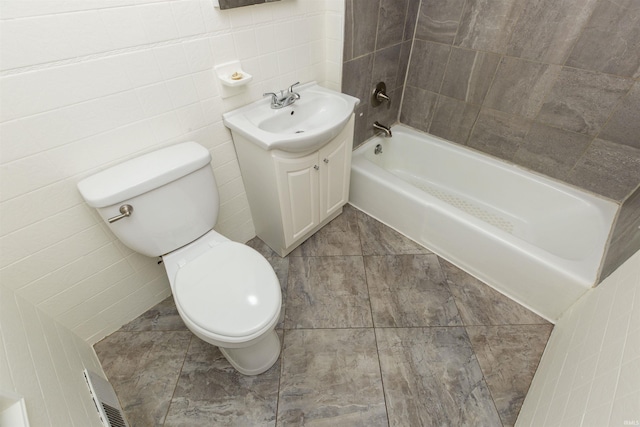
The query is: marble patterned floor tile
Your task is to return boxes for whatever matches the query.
[118,296,187,332]
[364,255,462,327]
[376,327,502,426]
[466,325,553,426]
[94,331,192,426]
[289,204,362,257]
[440,259,550,326]
[245,236,281,258]
[285,256,373,329]
[277,329,388,426]
[356,208,431,256]
[164,334,281,426]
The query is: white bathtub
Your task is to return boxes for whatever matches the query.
[349,125,618,322]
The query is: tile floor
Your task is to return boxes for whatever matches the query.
[95,205,553,427]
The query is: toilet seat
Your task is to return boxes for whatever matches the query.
[173,241,281,339]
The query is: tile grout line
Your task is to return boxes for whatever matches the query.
[161,333,192,426]
[358,205,392,427]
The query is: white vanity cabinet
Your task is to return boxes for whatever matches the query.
[232,115,354,256]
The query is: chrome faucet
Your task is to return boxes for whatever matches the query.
[264,82,301,109]
[373,121,392,137]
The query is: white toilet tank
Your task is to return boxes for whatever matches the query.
[77,142,219,257]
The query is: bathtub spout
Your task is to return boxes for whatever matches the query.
[373,121,392,137]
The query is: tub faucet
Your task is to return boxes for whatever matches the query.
[373,121,392,137]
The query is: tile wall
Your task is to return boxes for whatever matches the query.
[0,285,105,426]
[0,0,344,343]
[341,0,640,281]
[517,249,640,426]
[342,0,419,145]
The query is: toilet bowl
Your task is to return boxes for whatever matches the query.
[77,142,282,375]
[163,230,282,375]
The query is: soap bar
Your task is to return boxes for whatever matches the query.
[231,72,243,80]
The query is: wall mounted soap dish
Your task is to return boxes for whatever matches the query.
[215,61,253,87]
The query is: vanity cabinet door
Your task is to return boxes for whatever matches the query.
[319,130,352,220]
[274,151,320,247]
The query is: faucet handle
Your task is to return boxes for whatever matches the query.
[288,82,300,93]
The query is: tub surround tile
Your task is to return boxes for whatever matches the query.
[598,82,640,150]
[377,0,410,50]
[440,259,551,325]
[600,186,640,279]
[565,0,640,78]
[483,57,561,120]
[536,67,634,136]
[404,0,421,41]
[372,43,405,92]
[467,325,553,426]
[406,39,450,93]
[399,86,438,132]
[365,254,462,327]
[566,138,640,201]
[440,47,501,105]
[376,327,502,426]
[94,331,192,427]
[395,41,412,89]
[356,209,431,255]
[467,108,532,161]
[277,329,387,426]
[164,335,281,426]
[343,0,354,61]
[346,0,380,60]
[285,256,372,329]
[429,95,480,145]
[289,204,362,257]
[414,0,465,44]
[342,54,374,106]
[454,0,527,54]
[117,296,187,332]
[505,0,600,64]
[513,122,591,180]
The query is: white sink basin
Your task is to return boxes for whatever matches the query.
[223,82,359,153]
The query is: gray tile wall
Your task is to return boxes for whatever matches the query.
[400,0,640,203]
[342,0,640,280]
[342,0,419,146]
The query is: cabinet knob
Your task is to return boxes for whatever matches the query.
[323,158,329,163]
[314,165,319,170]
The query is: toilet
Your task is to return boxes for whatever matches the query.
[77,142,282,375]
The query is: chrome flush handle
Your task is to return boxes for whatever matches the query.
[108,204,134,223]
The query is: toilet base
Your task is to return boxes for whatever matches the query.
[219,329,281,375]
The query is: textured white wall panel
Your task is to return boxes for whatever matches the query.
[517,250,640,426]
[0,0,343,343]
[0,286,104,426]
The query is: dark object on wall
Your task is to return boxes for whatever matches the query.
[219,0,280,10]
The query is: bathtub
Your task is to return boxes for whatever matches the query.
[349,125,618,322]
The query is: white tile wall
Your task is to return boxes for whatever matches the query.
[0,0,344,342]
[517,250,640,426]
[0,285,104,426]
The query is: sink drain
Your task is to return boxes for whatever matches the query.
[295,130,305,133]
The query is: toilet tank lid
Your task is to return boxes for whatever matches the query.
[77,142,211,208]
